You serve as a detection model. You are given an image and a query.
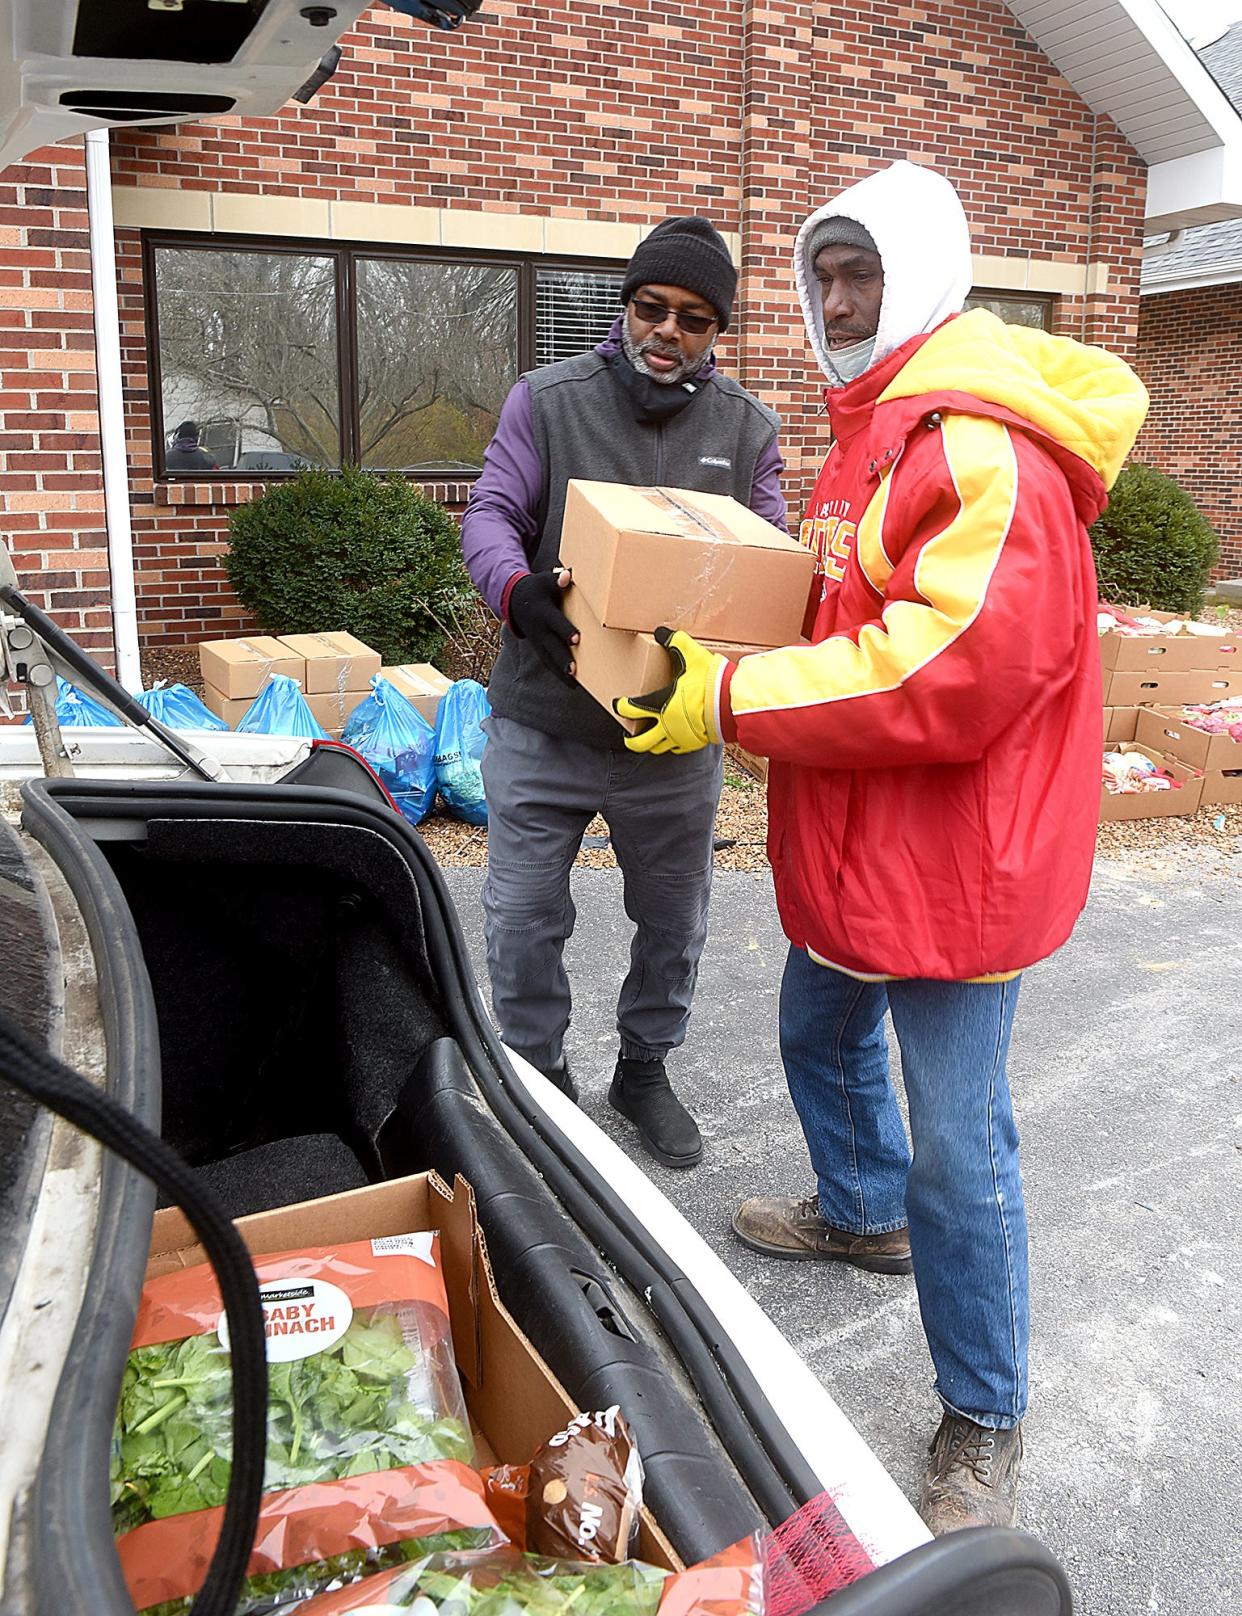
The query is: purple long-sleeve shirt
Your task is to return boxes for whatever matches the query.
[460,323,788,620]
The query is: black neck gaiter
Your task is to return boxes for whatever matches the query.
[605,351,708,425]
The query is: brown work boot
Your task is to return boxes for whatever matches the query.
[731,1194,912,1274]
[920,1411,1023,1534]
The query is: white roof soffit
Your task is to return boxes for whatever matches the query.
[1004,0,1242,232]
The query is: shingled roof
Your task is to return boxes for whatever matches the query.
[1143,21,1242,292]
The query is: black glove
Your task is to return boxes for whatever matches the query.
[508,571,578,686]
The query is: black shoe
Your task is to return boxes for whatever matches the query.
[541,1058,578,1104]
[608,1056,702,1168]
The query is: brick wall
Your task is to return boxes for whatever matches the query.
[0,145,113,667]
[1135,282,1242,579]
[4,0,1150,657]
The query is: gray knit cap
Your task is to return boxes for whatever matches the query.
[806,215,879,265]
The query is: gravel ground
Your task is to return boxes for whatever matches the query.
[150,623,1242,882]
[420,778,1242,881]
[141,646,204,695]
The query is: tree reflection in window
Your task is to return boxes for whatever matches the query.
[153,246,340,471]
[355,258,517,473]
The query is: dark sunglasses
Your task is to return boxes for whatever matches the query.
[629,296,718,336]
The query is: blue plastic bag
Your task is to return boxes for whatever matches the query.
[236,674,329,740]
[341,676,438,826]
[22,676,123,727]
[137,682,228,731]
[433,678,489,825]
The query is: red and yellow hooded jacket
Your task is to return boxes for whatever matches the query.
[719,164,1149,981]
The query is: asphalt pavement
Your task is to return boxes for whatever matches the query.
[442,855,1241,1616]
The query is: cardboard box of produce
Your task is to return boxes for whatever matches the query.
[146,1172,677,1570]
[306,688,370,733]
[199,636,305,701]
[564,585,773,735]
[1200,768,1242,807]
[1098,612,1239,674]
[560,479,815,647]
[1103,706,1139,745]
[1099,668,1231,708]
[278,632,382,694]
[1100,743,1202,821]
[1136,707,1242,806]
[382,663,454,727]
[1136,706,1242,774]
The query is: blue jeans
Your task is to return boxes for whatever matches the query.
[779,946,1028,1429]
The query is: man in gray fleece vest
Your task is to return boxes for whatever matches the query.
[460,216,785,1167]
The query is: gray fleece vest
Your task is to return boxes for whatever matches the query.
[487,350,780,750]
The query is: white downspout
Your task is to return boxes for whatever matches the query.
[85,128,142,693]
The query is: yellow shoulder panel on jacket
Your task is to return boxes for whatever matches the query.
[731,414,1018,717]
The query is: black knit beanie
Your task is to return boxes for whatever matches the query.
[620,216,737,332]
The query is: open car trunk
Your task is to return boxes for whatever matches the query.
[0,764,1073,1616]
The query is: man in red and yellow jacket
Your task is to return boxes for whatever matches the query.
[617,161,1148,1534]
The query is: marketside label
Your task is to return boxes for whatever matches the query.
[218,1277,353,1362]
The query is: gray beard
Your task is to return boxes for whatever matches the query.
[622,319,714,385]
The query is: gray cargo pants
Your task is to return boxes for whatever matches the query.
[480,713,724,1074]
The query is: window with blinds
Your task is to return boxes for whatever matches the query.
[535,267,627,366]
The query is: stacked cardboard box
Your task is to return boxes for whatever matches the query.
[381,663,454,727]
[199,636,306,726]
[1099,609,1239,820]
[1100,742,1203,821]
[558,479,815,733]
[280,632,381,737]
[1135,706,1242,808]
[198,631,382,735]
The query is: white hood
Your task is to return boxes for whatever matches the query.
[794,161,973,385]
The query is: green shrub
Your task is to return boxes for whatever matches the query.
[225,466,476,666]
[1090,464,1219,615]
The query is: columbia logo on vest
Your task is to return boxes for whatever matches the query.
[699,455,731,468]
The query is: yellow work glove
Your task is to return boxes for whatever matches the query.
[614,627,729,755]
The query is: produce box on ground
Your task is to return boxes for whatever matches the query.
[1103,706,1140,745]
[1136,703,1242,773]
[1201,768,1242,807]
[279,634,382,695]
[563,587,773,736]
[200,637,306,701]
[1137,700,1242,807]
[1097,604,1239,673]
[1099,668,1231,709]
[1100,743,1202,822]
[382,665,455,728]
[138,1175,678,1612]
[560,480,815,647]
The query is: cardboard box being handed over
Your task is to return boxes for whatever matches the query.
[559,480,814,649]
[564,584,774,736]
